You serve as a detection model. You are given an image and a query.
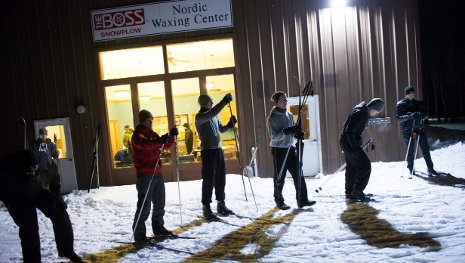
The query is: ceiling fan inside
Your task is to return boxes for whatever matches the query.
[167,51,190,66]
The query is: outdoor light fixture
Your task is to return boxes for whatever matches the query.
[331,0,347,7]
[115,90,130,97]
[76,105,86,114]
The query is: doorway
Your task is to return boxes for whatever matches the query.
[287,95,322,176]
[33,117,78,193]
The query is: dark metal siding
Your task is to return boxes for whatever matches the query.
[232,0,421,176]
[1,0,422,188]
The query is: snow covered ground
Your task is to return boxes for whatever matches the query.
[1,142,465,263]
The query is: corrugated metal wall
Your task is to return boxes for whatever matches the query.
[0,0,421,188]
[232,0,421,176]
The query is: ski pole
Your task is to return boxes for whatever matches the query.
[228,102,248,202]
[315,138,373,193]
[410,133,420,178]
[21,117,27,149]
[173,135,183,225]
[131,143,165,242]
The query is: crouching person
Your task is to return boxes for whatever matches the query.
[0,150,82,263]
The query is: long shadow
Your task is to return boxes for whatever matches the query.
[83,217,208,263]
[184,207,304,263]
[341,202,441,249]
[414,171,465,188]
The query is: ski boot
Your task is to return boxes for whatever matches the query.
[217,201,234,216]
[276,202,290,210]
[298,199,316,208]
[203,204,218,221]
[59,251,84,263]
[428,169,439,176]
[153,225,173,237]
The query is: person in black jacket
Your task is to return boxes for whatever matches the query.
[30,128,61,192]
[339,98,385,201]
[396,86,438,176]
[0,150,82,263]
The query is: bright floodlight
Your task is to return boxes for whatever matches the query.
[331,0,347,7]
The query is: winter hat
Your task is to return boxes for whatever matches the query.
[404,86,415,95]
[198,94,213,108]
[271,91,286,104]
[138,109,153,123]
[39,128,48,136]
[367,98,385,112]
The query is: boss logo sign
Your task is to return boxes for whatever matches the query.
[94,9,145,30]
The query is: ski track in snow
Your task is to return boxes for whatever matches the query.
[0,142,464,262]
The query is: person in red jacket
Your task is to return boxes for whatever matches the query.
[131,109,178,246]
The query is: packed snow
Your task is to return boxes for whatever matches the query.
[1,142,465,262]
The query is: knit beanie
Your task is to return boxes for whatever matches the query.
[367,98,385,112]
[39,128,48,136]
[138,109,153,123]
[404,86,415,95]
[271,91,286,104]
[198,94,213,108]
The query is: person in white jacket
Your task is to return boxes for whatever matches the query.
[267,91,316,210]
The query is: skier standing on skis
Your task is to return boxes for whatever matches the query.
[267,91,316,210]
[0,150,83,263]
[195,93,237,219]
[339,98,385,201]
[131,109,178,245]
[396,86,438,175]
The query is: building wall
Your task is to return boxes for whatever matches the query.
[0,0,421,188]
[232,0,421,176]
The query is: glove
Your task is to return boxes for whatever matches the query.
[294,131,305,140]
[229,115,237,127]
[409,112,420,119]
[221,93,233,103]
[169,127,179,137]
[159,134,170,144]
[283,125,300,135]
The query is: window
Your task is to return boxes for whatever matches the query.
[171,78,200,163]
[99,38,237,169]
[205,74,238,160]
[99,46,164,80]
[105,85,134,168]
[167,39,235,73]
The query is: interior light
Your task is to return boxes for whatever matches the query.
[115,90,130,97]
[331,0,347,7]
[207,82,215,90]
[139,95,151,101]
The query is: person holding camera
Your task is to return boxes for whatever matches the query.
[131,109,178,246]
[0,150,82,262]
[195,93,237,219]
[396,86,438,176]
[267,91,316,210]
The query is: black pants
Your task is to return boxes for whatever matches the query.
[342,147,371,195]
[271,147,308,206]
[5,192,74,263]
[132,174,165,242]
[201,148,226,205]
[403,131,434,171]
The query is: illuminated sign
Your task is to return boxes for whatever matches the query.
[91,0,232,42]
